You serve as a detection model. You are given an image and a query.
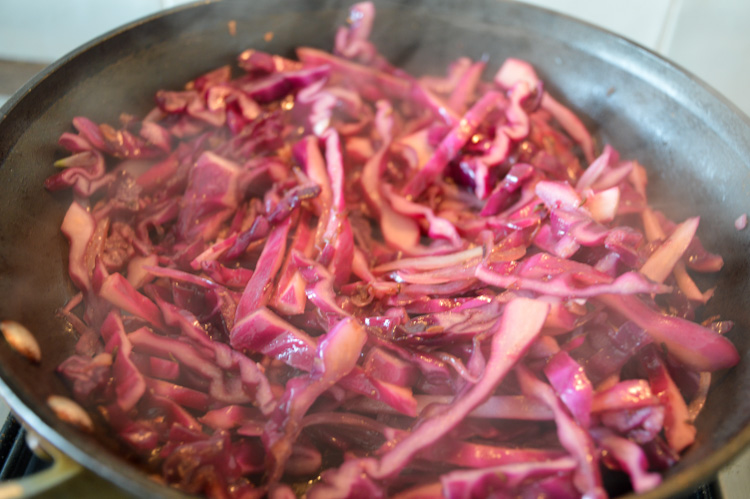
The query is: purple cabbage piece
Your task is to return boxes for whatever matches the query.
[339,368,419,417]
[371,298,549,479]
[591,428,661,493]
[61,202,96,293]
[231,306,317,371]
[176,151,242,242]
[100,311,146,411]
[200,405,262,430]
[44,150,107,197]
[544,350,593,428]
[57,353,112,402]
[263,318,366,481]
[640,346,697,452]
[273,213,314,315]
[145,377,210,410]
[599,294,739,372]
[234,215,293,320]
[517,365,606,499]
[307,458,384,499]
[402,91,503,198]
[99,273,165,329]
[440,457,577,499]
[297,47,410,101]
[476,261,669,298]
[239,65,330,103]
[344,393,553,420]
[592,379,659,413]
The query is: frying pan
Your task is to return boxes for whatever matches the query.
[1,0,749,497]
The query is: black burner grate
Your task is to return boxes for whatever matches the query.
[0,415,50,481]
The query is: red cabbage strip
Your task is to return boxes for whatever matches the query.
[294,252,350,318]
[348,384,657,420]
[145,377,210,410]
[44,150,107,197]
[641,208,713,303]
[242,65,330,103]
[336,413,563,468]
[129,327,274,411]
[516,365,606,499]
[237,49,301,74]
[323,130,346,212]
[600,406,666,445]
[61,202,96,293]
[576,145,616,192]
[338,368,418,417]
[273,213,314,315]
[390,482,443,499]
[307,458,384,499]
[100,311,145,411]
[264,318,367,482]
[234,215,293,320]
[231,307,316,371]
[383,184,462,245]
[57,352,112,402]
[475,262,669,298]
[294,135,332,215]
[128,328,222,381]
[402,91,503,198]
[344,393,554,420]
[640,346,697,452]
[494,58,594,163]
[98,273,165,330]
[411,83,460,126]
[145,356,179,380]
[319,132,354,283]
[200,405,262,430]
[591,428,661,493]
[363,347,418,386]
[296,47,410,100]
[598,294,739,371]
[359,103,422,254]
[176,151,242,242]
[591,380,659,412]
[411,436,566,469]
[371,298,549,479]
[58,130,93,153]
[231,307,418,416]
[373,246,483,273]
[639,216,699,283]
[440,457,577,499]
[544,350,593,428]
[447,60,485,114]
[334,1,375,60]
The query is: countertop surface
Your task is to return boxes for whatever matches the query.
[0,0,749,496]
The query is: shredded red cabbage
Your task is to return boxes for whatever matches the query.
[48,3,738,498]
